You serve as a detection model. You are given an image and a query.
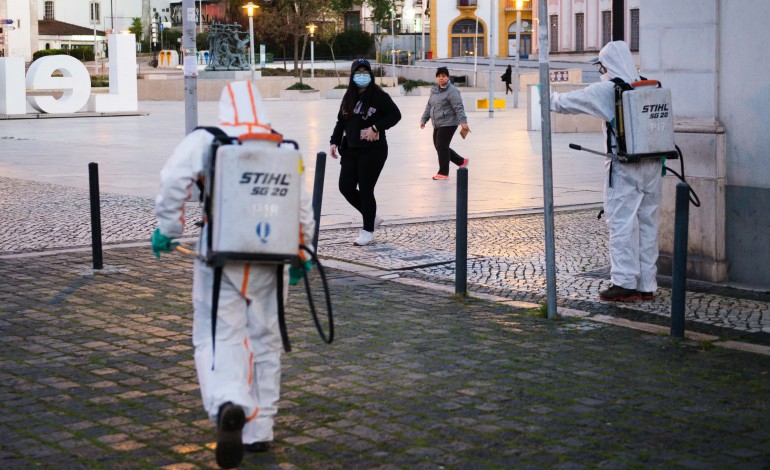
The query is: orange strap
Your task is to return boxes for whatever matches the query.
[631,79,661,88]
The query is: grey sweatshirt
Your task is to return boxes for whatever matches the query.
[420,82,467,128]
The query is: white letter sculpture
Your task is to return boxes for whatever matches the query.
[26,55,91,114]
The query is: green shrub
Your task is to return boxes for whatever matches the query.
[402,79,433,93]
[285,82,314,91]
[32,47,95,62]
[91,76,109,87]
[334,84,347,89]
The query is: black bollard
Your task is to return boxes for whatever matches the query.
[670,182,690,338]
[88,162,103,270]
[311,151,327,252]
[456,167,468,296]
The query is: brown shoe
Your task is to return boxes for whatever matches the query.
[599,285,640,302]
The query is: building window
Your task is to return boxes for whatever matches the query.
[44,1,55,20]
[601,10,611,46]
[508,20,533,58]
[451,19,481,34]
[630,8,640,51]
[450,19,484,57]
[457,0,478,6]
[549,15,558,53]
[575,13,584,52]
[344,11,361,31]
[90,2,101,23]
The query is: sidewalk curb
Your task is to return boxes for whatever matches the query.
[321,257,770,357]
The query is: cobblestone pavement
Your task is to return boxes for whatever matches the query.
[2,246,770,469]
[4,175,768,342]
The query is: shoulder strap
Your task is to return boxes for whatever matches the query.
[194,126,232,144]
[610,77,633,91]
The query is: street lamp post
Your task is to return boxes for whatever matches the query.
[514,0,522,108]
[306,23,316,79]
[488,0,497,118]
[242,2,258,83]
[92,2,99,75]
[391,2,396,86]
[473,10,478,87]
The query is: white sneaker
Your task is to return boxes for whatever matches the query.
[374,216,385,230]
[353,229,374,246]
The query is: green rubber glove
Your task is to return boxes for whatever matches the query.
[289,260,313,286]
[151,227,178,259]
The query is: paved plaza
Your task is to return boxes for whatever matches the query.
[2,94,770,468]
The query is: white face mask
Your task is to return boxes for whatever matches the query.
[600,73,609,81]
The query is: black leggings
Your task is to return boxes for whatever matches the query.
[433,126,465,176]
[338,145,388,232]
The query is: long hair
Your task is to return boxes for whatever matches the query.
[340,68,378,120]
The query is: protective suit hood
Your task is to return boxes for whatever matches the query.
[217,81,273,137]
[598,41,640,84]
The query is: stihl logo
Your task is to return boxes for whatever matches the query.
[642,104,669,113]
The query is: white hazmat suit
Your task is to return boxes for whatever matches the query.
[155,81,315,446]
[550,41,662,298]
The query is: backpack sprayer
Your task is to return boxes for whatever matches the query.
[569,79,700,208]
[180,127,334,357]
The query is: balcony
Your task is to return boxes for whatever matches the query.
[504,0,532,10]
[457,0,478,7]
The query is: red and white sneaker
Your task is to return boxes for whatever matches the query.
[432,174,449,180]
[459,158,470,168]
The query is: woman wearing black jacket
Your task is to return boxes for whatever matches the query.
[329,58,402,246]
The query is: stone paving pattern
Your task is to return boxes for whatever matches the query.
[2,246,770,469]
[3,176,769,342]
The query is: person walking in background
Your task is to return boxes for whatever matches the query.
[549,41,663,302]
[502,65,513,94]
[420,66,470,181]
[329,58,402,247]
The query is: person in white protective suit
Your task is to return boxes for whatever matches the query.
[550,41,662,302]
[151,81,315,468]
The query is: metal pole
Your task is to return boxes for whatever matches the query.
[456,167,468,296]
[514,9,521,108]
[88,163,103,270]
[473,12,478,87]
[391,4,396,86]
[199,0,203,34]
[310,33,314,79]
[488,0,496,118]
[248,15,255,83]
[670,182,690,338]
[538,0,557,319]
[182,0,198,134]
[92,4,99,75]
[420,11,425,60]
[312,152,327,252]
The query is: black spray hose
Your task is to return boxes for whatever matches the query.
[299,244,335,345]
[663,145,701,207]
[276,264,291,353]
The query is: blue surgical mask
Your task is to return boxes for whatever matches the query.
[353,73,371,88]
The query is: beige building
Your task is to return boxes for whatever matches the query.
[426,0,640,60]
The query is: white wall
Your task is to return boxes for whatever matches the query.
[37,1,144,34]
[8,0,35,60]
